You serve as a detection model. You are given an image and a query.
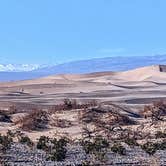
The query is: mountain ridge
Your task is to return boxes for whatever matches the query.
[34,55,166,74]
[1,64,166,86]
[0,55,166,81]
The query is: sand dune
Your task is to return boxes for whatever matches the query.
[58,65,166,82]
[117,65,166,81]
[0,65,165,107]
[1,65,165,86]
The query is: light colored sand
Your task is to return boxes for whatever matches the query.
[0,65,165,107]
[0,65,166,141]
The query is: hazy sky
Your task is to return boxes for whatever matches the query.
[0,0,165,64]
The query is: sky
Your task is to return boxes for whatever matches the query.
[0,0,166,65]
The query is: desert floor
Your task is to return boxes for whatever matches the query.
[0,65,166,108]
[0,65,166,140]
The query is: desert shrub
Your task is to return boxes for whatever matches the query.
[19,136,34,147]
[37,136,50,151]
[48,137,68,161]
[157,141,166,150]
[0,133,13,151]
[6,130,15,138]
[141,142,158,155]
[142,101,166,122]
[93,136,109,152]
[8,105,17,114]
[110,113,136,126]
[48,99,98,114]
[81,110,99,124]
[20,109,49,131]
[124,137,139,147]
[80,106,136,143]
[37,136,68,161]
[81,125,97,141]
[153,100,166,108]
[0,111,12,123]
[142,105,152,118]
[52,118,72,128]
[111,143,126,155]
[141,141,166,155]
[81,107,135,127]
[119,115,136,125]
[63,99,97,110]
[155,131,166,139]
[81,161,93,166]
[81,135,109,163]
[81,140,94,154]
[48,147,67,161]
[63,98,73,109]
[40,91,44,94]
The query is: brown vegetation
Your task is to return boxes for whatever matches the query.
[141,100,166,125]
[18,109,50,131]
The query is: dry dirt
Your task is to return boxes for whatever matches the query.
[0,65,166,141]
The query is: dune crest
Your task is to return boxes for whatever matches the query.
[116,65,166,81]
[54,65,166,82]
[0,65,166,87]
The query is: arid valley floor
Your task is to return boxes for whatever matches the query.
[0,65,166,165]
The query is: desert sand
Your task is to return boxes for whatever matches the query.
[0,65,165,108]
[0,65,166,138]
[0,65,166,165]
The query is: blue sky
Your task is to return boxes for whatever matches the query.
[0,0,166,64]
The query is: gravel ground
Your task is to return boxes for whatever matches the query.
[1,143,166,166]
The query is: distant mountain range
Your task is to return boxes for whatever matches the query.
[34,55,166,74]
[0,55,166,81]
[0,64,41,72]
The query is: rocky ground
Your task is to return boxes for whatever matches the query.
[1,142,166,165]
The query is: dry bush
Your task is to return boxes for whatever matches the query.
[51,117,72,128]
[0,131,14,151]
[0,110,12,123]
[142,100,166,123]
[79,106,136,141]
[141,140,166,155]
[36,136,69,161]
[111,143,126,155]
[19,109,50,131]
[114,123,152,141]
[8,105,18,114]
[0,105,18,115]
[19,135,34,147]
[142,105,152,118]
[80,108,99,124]
[81,125,98,141]
[81,135,109,164]
[49,99,98,114]
[0,105,18,123]
[19,108,73,131]
[80,107,135,130]
[155,130,166,139]
[108,112,136,126]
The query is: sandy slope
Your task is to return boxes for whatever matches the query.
[0,65,166,107]
[0,65,166,142]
